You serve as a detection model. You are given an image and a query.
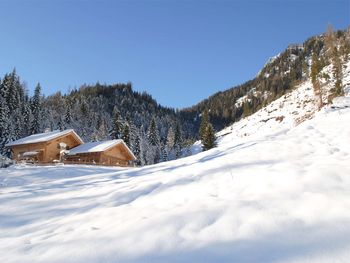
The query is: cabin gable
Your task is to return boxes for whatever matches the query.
[44,133,83,162]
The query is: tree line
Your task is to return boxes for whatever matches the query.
[0,74,218,164]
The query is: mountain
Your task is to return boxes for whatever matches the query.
[1,60,350,262]
[180,27,350,132]
[1,27,349,164]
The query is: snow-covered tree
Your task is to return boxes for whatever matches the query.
[110,107,122,139]
[122,121,131,147]
[132,129,141,165]
[0,96,10,156]
[147,118,160,146]
[166,126,175,150]
[30,83,42,134]
[64,100,72,128]
[174,123,183,159]
[147,118,161,164]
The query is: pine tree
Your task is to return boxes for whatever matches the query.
[22,99,31,136]
[147,118,160,146]
[166,126,175,150]
[311,52,323,109]
[174,123,183,159]
[147,118,161,163]
[202,123,217,151]
[333,46,343,96]
[30,83,42,134]
[110,107,122,139]
[122,121,131,147]
[57,116,64,131]
[64,100,72,128]
[0,96,10,156]
[132,130,141,165]
[161,143,168,162]
[325,25,343,96]
[199,109,209,142]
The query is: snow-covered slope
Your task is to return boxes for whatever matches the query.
[1,85,350,262]
[1,56,350,263]
[217,60,350,144]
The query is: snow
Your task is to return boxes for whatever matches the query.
[1,93,350,262]
[5,129,83,147]
[68,140,123,154]
[1,56,350,263]
[219,59,350,143]
[22,151,39,157]
[68,140,136,160]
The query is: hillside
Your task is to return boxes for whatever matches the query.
[1,56,350,261]
[1,28,349,166]
[1,89,350,263]
[181,27,350,132]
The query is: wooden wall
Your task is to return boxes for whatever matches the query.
[11,142,46,162]
[44,134,82,162]
[64,144,134,167]
[10,132,82,163]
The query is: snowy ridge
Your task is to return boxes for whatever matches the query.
[218,59,350,144]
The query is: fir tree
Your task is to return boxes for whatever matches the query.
[30,83,42,134]
[166,126,175,150]
[132,130,141,165]
[199,109,209,142]
[202,123,217,151]
[122,121,131,147]
[161,143,168,162]
[110,107,122,139]
[0,96,10,156]
[147,118,160,146]
[311,52,323,109]
[64,101,72,128]
[174,123,183,159]
[147,118,161,163]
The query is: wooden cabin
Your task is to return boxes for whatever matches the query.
[64,140,136,166]
[5,129,83,164]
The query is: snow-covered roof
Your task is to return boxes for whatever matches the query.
[5,129,83,147]
[68,139,136,160]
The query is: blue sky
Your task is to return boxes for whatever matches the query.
[0,0,349,108]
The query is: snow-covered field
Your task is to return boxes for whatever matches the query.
[1,92,350,262]
[1,60,350,263]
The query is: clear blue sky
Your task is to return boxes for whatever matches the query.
[0,0,349,108]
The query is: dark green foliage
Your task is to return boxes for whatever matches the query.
[199,109,209,142]
[110,107,122,140]
[122,122,131,147]
[30,83,42,134]
[0,27,348,162]
[174,123,183,158]
[202,123,217,151]
[64,100,72,128]
[0,96,10,156]
[198,109,217,151]
[147,118,160,146]
[132,131,141,165]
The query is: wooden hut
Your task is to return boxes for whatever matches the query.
[5,129,83,164]
[64,140,136,167]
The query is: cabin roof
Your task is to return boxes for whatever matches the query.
[68,139,136,160]
[5,129,84,147]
